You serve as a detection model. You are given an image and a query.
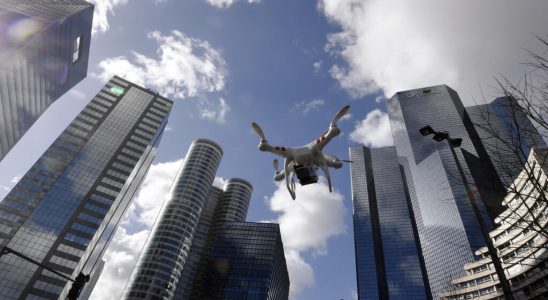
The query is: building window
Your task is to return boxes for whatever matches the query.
[73,35,82,63]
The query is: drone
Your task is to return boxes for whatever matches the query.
[252,105,351,200]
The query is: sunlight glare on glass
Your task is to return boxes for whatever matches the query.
[110,86,125,95]
[7,17,41,44]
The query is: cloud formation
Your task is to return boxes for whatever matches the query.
[198,97,231,123]
[88,0,129,34]
[319,0,548,104]
[292,98,325,114]
[97,30,229,121]
[90,160,182,300]
[266,179,346,297]
[206,0,260,9]
[349,109,393,147]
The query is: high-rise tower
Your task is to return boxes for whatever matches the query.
[174,178,253,299]
[123,140,289,300]
[122,139,224,299]
[467,96,546,187]
[386,85,506,297]
[0,76,173,299]
[0,0,93,161]
[350,146,430,300]
[199,222,290,300]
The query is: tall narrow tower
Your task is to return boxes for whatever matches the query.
[0,76,173,299]
[0,0,94,161]
[122,139,224,299]
[350,146,430,300]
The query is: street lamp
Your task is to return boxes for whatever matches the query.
[0,246,89,299]
[419,125,514,300]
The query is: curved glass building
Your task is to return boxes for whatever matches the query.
[122,139,223,299]
[214,178,253,226]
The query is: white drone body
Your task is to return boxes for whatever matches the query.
[252,105,351,200]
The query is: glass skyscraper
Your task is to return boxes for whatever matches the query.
[467,96,546,187]
[386,85,506,297]
[0,0,93,161]
[175,178,253,299]
[196,222,290,300]
[0,76,172,299]
[122,139,224,299]
[350,145,430,300]
[123,139,289,300]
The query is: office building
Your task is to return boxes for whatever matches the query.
[0,0,93,161]
[441,148,548,300]
[0,76,173,299]
[386,85,506,297]
[196,222,290,300]
[122,139,224,299]
[467,96,546,187]
[123,140,289,300]
[174,178,253,299]
[350,146,430,299]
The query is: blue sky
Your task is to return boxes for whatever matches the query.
[1,0,548,299]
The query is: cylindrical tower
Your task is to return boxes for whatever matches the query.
[214,178,253,228]
[122,139,223,300]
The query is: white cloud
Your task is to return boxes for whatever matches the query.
[198,97,231,123]
[374,95,384,103]
[0,176,20,199]
[90,160,182,300]
[292,98,325,114]
[98,30,229,122]
[339,113,352,121]
[213,176,227,188]
[313,61,323,73]
[349,109,394,147]
[88,0,129,34]
[266,179,346,297]
[206,0,260,9]
[319,0,548,104]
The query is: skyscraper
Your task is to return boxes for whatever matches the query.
[467,96,546,187]
[123,140,289,300]
[0,76,173,299]
[197,222,290,300]
[122,139,224,299]
[174,178,253,299]
[0,0,93,161]
[386,85,506,297]
[349,145,430,299]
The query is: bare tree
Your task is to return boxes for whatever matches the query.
[469,35,548,240]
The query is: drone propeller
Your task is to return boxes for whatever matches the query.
[331,105,350,125]
[251,122,266,141]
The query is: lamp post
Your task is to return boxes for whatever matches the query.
[419,125,514,300]
[0,246,89,300]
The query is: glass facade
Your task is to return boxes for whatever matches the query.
[0,0,93,161]
[350,146,430,299]
[175,178,253,299]
[194,222,290,300]
[467,96,546,187]
[386,85,505,297]
[0,76,173,299]
[121,138,287,300]
[122,139,224,299]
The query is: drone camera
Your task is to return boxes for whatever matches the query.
[294,165,318,185]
